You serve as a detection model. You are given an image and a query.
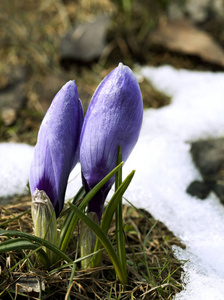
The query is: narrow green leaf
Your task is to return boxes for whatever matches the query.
[58,186,86,250]
[0,230,72,264]
[79,162,123,210]
[115,146,127,280]
[0,237,50,267]
[66,262,77,300]
[60,186,86,218]
[0,237,40,251]
[92,170,135,267]
[59,162,123,253]
[49,248,104,275]
[115,146,123,190]
[143,221,158,282]
[68,202,127,284]
[102,171,135,233]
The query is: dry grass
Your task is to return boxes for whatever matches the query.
[0,0,172,144]
[0,196,184,299]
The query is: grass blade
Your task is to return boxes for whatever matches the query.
[59,162,123,253]
[68,202,127,284]
[0,230,73,264]
[115,146,127,280]
[92,170,135,267]
[0,237,50,267]
[58,186,86,250]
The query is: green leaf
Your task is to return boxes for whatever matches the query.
[58,186,86,251]
[49,248,104,275]
[66,262,77,300]
[58,162,123,253]
[0,230,73,264]
[102,171,135,233]
[68,202,127,284]
[115,146,127,280]
[115,146,123,190]
[0,237,39,251]
[92,170,135,267]
[0,237,50,267]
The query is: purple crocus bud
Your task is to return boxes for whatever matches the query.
[29,81,84,217]
[80,63,143,220]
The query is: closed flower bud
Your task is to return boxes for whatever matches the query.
[79,212,99,269]
[31,188,57,264]
[80,63,143,220]
[29,81,84,217]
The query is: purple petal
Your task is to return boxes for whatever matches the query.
[29,81,84,217]
[80,63,143,219]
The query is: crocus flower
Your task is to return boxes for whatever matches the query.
[29,81,84,218]
[80,63,143,220]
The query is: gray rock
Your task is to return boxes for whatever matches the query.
[190,138,224,179]
[60,15,111,65]
[187,138,224,204]
[186,180,213,199]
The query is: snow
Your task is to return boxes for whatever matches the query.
[0,143,33,197]
[1,65,224,299]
